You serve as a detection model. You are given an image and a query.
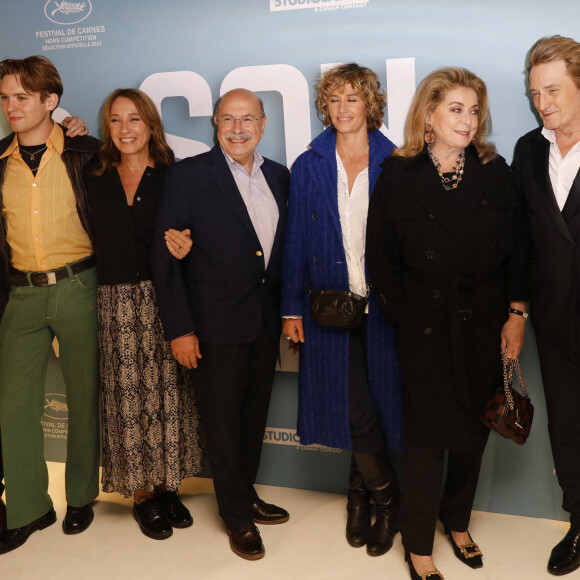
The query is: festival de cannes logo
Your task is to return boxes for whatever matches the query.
[44,0,92,25]
[44,393,69,420]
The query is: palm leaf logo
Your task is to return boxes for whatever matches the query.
[51,1,87,16]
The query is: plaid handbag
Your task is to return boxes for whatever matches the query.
[479,355,534,445]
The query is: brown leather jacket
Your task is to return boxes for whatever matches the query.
[0,125,101,288]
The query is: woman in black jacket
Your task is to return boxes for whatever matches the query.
[84,89,203,540]
[367,67,528,579]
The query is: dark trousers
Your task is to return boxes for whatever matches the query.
[400,430,489,555]
[348,319,384,453]
[0,289,6,497]
[195,321,278,530]
[536,332,580,520]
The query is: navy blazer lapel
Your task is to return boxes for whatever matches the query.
[207,146,260,243]
[261,158,288,266]
[532,134,574,243]
[261,159,286,216]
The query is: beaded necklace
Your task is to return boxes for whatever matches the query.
[428,148,465,190]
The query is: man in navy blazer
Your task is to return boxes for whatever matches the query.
[153,89,290,560]
[513,35,580,576]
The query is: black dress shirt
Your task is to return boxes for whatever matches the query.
[85,160,167,285]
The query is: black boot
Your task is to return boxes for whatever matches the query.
[353,447,399,557]
[346,454,371,547]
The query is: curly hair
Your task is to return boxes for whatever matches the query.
[97,88,174,174]
[528,35,580,89]
[394,66,496,164]
[315,63,386,132]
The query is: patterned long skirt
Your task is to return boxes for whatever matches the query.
[98,281,203,497]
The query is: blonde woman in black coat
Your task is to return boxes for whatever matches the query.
[367,67,528,579]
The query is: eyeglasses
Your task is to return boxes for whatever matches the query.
[217,115,263,127]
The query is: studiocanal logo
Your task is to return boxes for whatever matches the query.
[270,0,370,11]
[43,393,69,420]
[44,0,92,25]
[264,427,342,453]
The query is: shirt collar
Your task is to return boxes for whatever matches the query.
[0,121,62,160]
[0,134,19,160]
[221,147,264,176]
[541,127,557,145]
[542,126,580,154]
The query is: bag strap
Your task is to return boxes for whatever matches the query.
[502,354,530,411]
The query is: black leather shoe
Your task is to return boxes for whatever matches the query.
[548,525,580,576]
[0,508,56,554]
[0,498,6,535]
[405,551,444,580]
[444,524,483,568]
[62,503,94,535]
[346,455,371,547]
[252,498,289,525]
[227,524,265,560]
[133,498,173,540]
[156,491,193,528]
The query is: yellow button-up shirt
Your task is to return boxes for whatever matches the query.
[0,122,92,271]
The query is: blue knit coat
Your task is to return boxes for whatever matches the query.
[281,127,404,450]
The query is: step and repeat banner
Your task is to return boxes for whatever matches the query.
[1,0,578,521]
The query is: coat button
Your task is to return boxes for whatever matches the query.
[256,251,263,257]
[424,327,433,335]
[481,200,488,206]
[425,250,435,260]
[489,241,496,249]
[312,214,318,221]
[432,289,441,299]
[313,256,319,263]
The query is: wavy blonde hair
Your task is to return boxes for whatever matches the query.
[395,66,496,164]
[96,88,174,174]
[315,63,386,132]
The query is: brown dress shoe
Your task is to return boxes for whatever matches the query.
[252,498,289,525]
[228,524,265,560]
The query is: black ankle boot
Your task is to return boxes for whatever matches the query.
[353,447,399,557]
[346,455,371,547]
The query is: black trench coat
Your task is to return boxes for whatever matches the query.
[367,145,529,449]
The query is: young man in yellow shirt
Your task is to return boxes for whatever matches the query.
[0,56,100,553]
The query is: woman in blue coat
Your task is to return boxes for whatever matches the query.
[281,63,404,556]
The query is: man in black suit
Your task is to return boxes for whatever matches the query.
[513,35,580,576]
[153,88,290,560]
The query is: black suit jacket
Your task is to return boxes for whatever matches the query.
[152,145,289,344]
[513,127,580,347]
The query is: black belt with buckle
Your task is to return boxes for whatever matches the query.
[10,256,95,287]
